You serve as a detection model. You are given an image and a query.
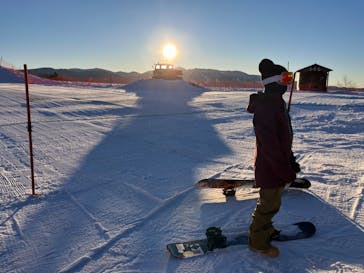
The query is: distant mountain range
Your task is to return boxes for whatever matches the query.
[28,67,262,87]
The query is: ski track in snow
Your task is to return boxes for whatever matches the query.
[0,82,363,273]
[58,186,195,273]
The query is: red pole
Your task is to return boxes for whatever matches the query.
[23,64,36,195]
[287,71,297,113]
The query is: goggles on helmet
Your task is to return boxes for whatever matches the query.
[262,72,293,86]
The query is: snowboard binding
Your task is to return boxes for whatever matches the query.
[205,227,227,251]
[289,177,311,189]
[223,187,236,197]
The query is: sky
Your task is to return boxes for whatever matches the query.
[1,0,363,87]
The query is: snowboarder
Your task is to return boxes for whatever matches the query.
[247,58,300,257]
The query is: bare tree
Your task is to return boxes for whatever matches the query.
[337,75,356,89]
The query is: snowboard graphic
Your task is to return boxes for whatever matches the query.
[195,177,311,196]
[167,221,316,259]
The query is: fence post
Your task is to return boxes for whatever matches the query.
[23,64,36,195]
[287,72,297,113]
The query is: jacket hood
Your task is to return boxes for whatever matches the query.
[247,93,259,114]
[246,92,284,114]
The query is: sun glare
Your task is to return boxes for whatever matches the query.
[163,44,177,61]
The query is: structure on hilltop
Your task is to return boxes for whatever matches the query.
[152,63,182,80]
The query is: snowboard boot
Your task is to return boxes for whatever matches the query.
[269,228,281,241]
[248,229,279,257]
[248,240,279,257]
[205,227,227,251]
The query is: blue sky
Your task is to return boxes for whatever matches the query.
[1,0,363,86]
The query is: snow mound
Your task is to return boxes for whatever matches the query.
[0,66,24,83]
[122,79,208,114]
[0,66,54,84]
[123,78,207,93]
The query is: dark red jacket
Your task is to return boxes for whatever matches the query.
[247,93,296,188]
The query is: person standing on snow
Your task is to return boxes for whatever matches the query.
[247,58,300,257]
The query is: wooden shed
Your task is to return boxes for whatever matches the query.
[297,64,332,91]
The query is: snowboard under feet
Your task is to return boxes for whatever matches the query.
[167,221,316,259]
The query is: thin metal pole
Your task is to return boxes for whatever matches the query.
[287,72,297,113]
[24,64,35,195]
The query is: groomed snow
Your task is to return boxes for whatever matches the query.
[0,78,363,273]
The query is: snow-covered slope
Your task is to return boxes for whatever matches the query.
[0,81,363,273]
[0,66,24,83]
[0,66,55,84]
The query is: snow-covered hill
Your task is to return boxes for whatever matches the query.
[0,66,55,84]
[0,80,363,272]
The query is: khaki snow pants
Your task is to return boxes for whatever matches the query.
[249,187,284,250]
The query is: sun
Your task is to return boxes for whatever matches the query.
[163,43,177,61]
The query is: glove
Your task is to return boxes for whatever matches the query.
[290,152,301,173]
